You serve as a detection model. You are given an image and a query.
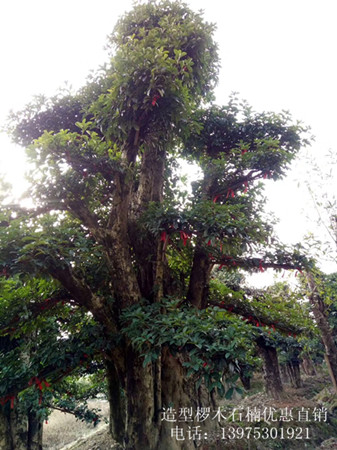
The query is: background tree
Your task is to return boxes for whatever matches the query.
[297,145,337,393]
[2,1,312,448]
[210,277,315,398]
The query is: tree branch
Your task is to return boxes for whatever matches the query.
[47,264,117,335]
[214,255,305,273]
[208,298,304,335]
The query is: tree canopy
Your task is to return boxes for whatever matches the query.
[1,1,315,449]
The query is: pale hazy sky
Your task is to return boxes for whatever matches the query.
[1,0,336,275]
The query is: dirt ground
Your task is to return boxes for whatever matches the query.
[56,425,117,450]
[43,399,113,450]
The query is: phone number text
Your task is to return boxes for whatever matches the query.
[221,426,310,440]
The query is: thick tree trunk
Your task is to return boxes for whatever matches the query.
[286,360,302,388]
[301,354,317,376]
[187,246,212,308]
[0,404,42,450]
[256,337,284,400]
[280,364,290,384]
[324,354,337,393]
[186,168,215,310]
[306,271,337,392]
[0,407,11,450]
[239,363,252,390]
[27,410,43,450]
[159,349,199,450]
[106,359,126,445]
[124,347,158,449]
[106,346,216,449]
[106,345,160,449]
[239,372,251,391]
[8,406,28,450]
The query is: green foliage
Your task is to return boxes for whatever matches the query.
[121,297,256,394]
[6,72,111,147]
[209,278,317,344]
[184,97,310,161]
[0,212,111,298]
[276,334,303,366]
[0,274,110,420]
[50,370,108,425]
[320,272,337,337]
[0,1,316,436]
[90,0,219,146]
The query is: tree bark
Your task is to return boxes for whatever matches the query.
[280,364,290,384]
[106,359,126,445]
[306,271,337,392]
[27,410,43,450]
[0,404,42,450]
[324,354,337,393]
[159,348,203,450]
[301,354,317,376]
[0,407,11,450]
[187,245,212,309]
[105,345,218,449]
[286,360,302,388]
[186,168,214,310]
[256,337,284,400]
[124,347,158,449]
[239,367,251,390]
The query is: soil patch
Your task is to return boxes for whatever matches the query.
[43,399,110,450]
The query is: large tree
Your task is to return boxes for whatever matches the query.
[2,1,311,448]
